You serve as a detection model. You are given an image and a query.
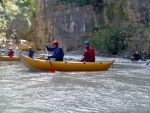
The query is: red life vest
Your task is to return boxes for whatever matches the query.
[81,47,95,62]
[7,50,14,57]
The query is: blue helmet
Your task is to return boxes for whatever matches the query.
[84,41,90,45]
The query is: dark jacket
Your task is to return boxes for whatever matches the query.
[46,46,64,61]
[29,49,34,58]
[132,52,142,60]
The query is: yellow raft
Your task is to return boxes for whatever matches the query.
[0,56,20,61]
[0,55,44,61]
[19,54,115,71]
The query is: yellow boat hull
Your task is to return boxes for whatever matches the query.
[20,54,115,71]
[0,56,20,61]
[0,55,44,61]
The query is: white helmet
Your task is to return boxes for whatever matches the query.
[135,51,139,54]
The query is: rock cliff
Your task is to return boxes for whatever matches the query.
[13,0,150,56]
[127,0,150,56]
[33,0,104,52]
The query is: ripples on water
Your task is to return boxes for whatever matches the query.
[0,58,150,113]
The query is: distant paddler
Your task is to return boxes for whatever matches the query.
[130,51,145,61]
[7,48,14,57]
[28,47,34,58]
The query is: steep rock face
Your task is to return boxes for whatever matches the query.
[34,0,103,52]
[104,0,150,55]
[128,0,150,25]
[126,0,150,55]
[33,0,150,55]
[6,20,29,44]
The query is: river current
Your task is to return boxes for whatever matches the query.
[0,55,150,113]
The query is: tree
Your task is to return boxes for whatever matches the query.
[0,0,35,40]
[88,26,124,54]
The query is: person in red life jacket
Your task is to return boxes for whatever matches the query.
[7,48,14,57]
[45,41,64,61]
[81,41,95,62]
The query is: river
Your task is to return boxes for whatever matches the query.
[0,55,150,113]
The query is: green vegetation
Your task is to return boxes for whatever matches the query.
[87,0,129,54]
[0,1,17,29]
[118,0,128,21]
[105,3,116,22]
[0,0,35,38]
[105,0,128,22]
[16,0,35,18]
[143,23,150,28]
[15,0,35,29]
[88,26,124,54]
[0,0,4,4]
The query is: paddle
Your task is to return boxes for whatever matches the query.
[45,46,55,73]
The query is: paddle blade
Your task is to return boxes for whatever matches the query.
[51,67,55,73]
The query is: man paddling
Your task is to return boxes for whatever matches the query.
[132,51,142,61]
[131,51,145,61]
[45,41,64,61]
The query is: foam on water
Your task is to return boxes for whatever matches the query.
[0,56,150,113]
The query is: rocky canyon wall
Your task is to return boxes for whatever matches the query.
[33,0,103,52]
[127,0,150,55]
[32,0,150,55]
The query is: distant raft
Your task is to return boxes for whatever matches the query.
[0,55,44,61]
[19,54,115,71]
[0,56,20,61]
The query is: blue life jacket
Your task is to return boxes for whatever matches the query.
[46,46,64,61]
[29,49,34,58]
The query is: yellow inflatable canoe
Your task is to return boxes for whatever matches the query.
[0,56,20,61]
[0,55,44,61]
[20,54,115,71]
